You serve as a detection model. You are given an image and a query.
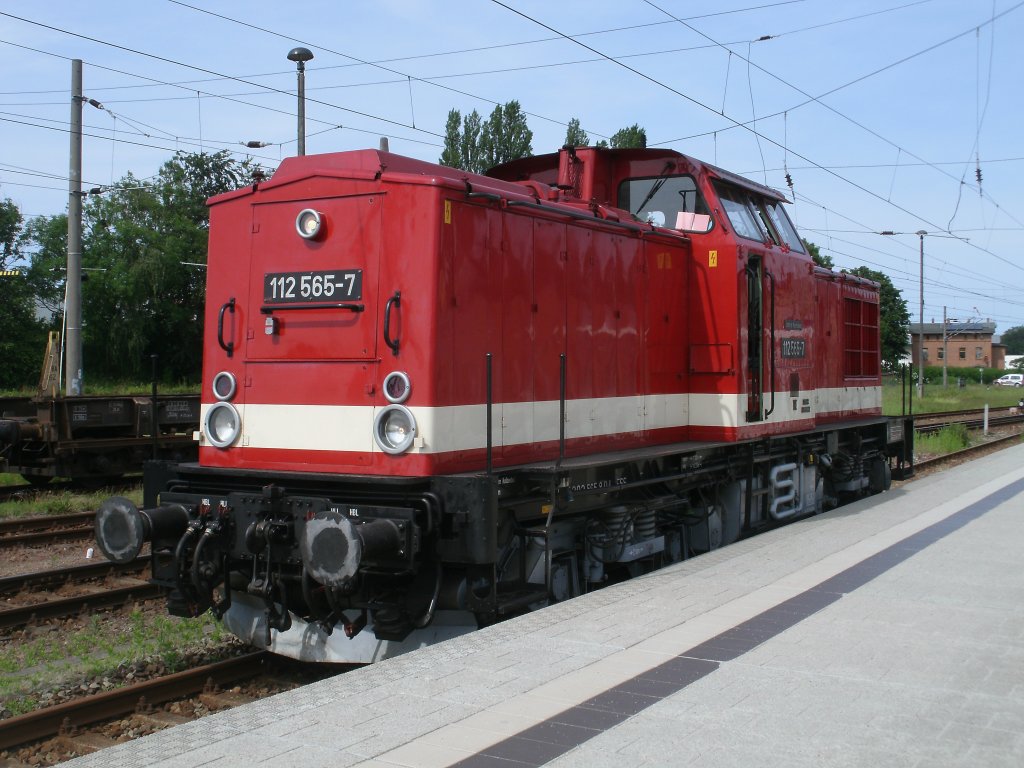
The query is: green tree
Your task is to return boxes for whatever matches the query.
[594,124,647,149]
[480,101,533,169]
[20,214,68,316]
[609,124,647,149]
[440,109,462,168]
[67,151,258,383]
[802,238,833,269]
[461,110,484,173]
[998,325,1024,354]
[564,118,589,147]
[0,199,47,389]
[845,266,910,371]
[439,104,531,173]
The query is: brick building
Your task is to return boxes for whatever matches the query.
[909,320,1005,369]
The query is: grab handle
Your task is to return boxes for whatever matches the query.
[217,298,235,358]
[764,271,776,419]
[383,290,401,355]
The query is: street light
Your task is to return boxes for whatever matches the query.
[286,47,314,156]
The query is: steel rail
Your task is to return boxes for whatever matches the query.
[0,581,164,630]
[0,557,148,597]
[913,432,1023,472]
[0,511,95,533]
[0,526,96,549]
[915,413,1024,434]
[0,651,271,751]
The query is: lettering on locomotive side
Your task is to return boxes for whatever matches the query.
[570,477,629,493]
[780,338,807,359]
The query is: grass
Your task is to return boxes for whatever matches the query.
[0,380,198,397]
[0,484,143,520]
[0,610,229,716]
[883,381,1024,415]
[915,423,972,455]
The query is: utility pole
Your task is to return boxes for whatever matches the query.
[66,59,83,396]
[942,306,948,387]
[916,230,926,399]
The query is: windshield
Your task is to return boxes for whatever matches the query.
[617,175,712,232]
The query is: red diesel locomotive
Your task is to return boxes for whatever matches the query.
[95,145,911,662]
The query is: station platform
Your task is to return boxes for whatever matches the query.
[63,445,1024,768]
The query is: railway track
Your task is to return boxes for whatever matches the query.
[0,651,272,752]
[914,408,1024,434]
[0,558,160,631]
[0,557,148,597]
[912,431,1023,473]
[0,511,95,549]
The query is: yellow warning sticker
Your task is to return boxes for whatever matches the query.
[709,250,718,268]
[444,200,452,224]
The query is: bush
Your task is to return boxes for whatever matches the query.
[921,366,1004,385]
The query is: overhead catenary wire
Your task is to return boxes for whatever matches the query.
[490,0,1024,279]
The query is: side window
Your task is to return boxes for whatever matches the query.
[762,201,806,253]
[715,185,765,242]
[617,175,712,233]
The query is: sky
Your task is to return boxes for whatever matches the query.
[1,0,1022,335]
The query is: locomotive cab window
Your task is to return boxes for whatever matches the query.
[713,184,767,242]
[618,175,712,232]
[762,200,805,253]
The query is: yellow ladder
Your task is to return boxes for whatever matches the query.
[38,331,60,398]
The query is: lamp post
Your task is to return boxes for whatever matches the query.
[916,230,926,399]
[286,47,314,156]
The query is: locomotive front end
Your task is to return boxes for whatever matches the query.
[92,151,499,660]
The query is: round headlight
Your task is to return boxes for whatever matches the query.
[212,371,236,401]
[373,404,416,455]
[382,371,411,404]
[295,209,323,240]
[205,402,241,449]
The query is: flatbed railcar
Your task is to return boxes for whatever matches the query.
[0,394,199,483]
[95,145,912,663]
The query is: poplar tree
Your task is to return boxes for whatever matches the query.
[564,118,589,147]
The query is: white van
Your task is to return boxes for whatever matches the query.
[994,373,1023,387]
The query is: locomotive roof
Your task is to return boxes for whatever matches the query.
[207,149,539,207]
[489,147,790,204]
[209,147,790,211]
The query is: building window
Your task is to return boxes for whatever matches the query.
[937,348,944,359]
[959,347,966,360]
[976,346,983,360]
[922,348,928,361]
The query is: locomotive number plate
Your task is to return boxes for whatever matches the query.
[264,269,363,303]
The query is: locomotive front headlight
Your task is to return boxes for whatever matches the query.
[205,402,241,449]
[382,371,411,404]
[373,404,416,454]
[212,371,236,401]
[295,208,324,240]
